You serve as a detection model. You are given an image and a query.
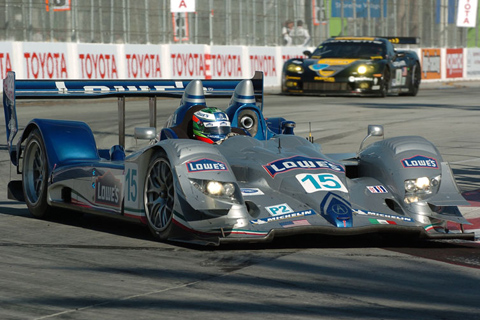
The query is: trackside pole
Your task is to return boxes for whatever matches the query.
[118,96,125,147]
[149,96,157,128]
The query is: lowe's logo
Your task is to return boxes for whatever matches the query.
[186,158,227,172]
[263,156,344,178]
[95,171,122,207]
[401,155,438,169]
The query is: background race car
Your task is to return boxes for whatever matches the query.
[282,37,421,97]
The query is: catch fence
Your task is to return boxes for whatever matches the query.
[1,0,478,48]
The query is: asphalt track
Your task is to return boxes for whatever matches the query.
[1,82,480,319]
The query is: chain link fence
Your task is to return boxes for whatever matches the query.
[0,0,478,48]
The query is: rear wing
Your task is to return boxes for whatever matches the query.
[383,37,419,45]
[3,71,264,151]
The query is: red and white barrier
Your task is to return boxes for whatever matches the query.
[1,41,480,91]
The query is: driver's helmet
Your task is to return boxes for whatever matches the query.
[192,107,231,144]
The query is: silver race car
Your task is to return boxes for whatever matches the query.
[3,71,473,245]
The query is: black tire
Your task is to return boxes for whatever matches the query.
[22,129,51,218]
[403,62,421,96]
[144,150,175,240]
[237,109,258,137]
[379,68,390,97]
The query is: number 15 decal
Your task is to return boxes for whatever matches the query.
[296,173,348,193]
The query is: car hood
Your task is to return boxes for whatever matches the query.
[303,58,373,77]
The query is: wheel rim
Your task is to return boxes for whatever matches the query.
[24,140,45,205]
[144,158,175,232]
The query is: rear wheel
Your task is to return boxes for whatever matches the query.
[144,150,176,240]
[403,63,421,96]
[22,129,51,218]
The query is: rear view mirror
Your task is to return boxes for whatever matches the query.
[359,124,384,154]
[134,127,156,140]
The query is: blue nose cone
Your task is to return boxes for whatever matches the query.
[321,192,353,228]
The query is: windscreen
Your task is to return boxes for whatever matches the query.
[311,41,385,59]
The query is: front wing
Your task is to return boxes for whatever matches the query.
[169,208,475,246]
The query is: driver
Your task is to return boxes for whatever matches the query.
[192,107,233,144]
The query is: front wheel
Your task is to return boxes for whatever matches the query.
[22,129,51,218]
[379,68,390,97]
[144,150,176,240]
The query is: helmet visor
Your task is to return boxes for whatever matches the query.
[204,125,231,136]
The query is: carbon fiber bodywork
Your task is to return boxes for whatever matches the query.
[3,71,473,246]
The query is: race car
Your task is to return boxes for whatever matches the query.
[3,71,473,246]
[282,36,421,97]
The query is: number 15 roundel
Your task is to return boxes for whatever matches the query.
[296,173,348,193]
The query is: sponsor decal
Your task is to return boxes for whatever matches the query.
[286,75,301,80]
[354,208,414,222]
[250,209,317,225]
[263,156,344,178]
[401,155,438,169]
[240,188,264,196]
[309,63,329,71]
[265,203,294,216]
[392,60,407,67]
[319,70,335,77]
[125,53,162,78]
[369,219,397,225]
[280,219,311,228]
[249,54,277,77]
[317,58,358,65]
[282,55,303,63]
[314,76,335,82]
[424,224,445,232]
[0,52,12,79]
[422,49,441,80]
[211,53,243,77]
[348,76,373,82]
[446,48,463,78]
[367,185,388,193]
[186,158,227,172]
[24,52,68,79]
[170,52,207,77]
[296,173,348,193]
[320,193,352,228]
[95,171,122,207]
[79,53,118,79]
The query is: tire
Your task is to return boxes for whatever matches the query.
[379,68,390,97]
[22,129,51,218]
[144,150,175,240]
[404,63,421,96]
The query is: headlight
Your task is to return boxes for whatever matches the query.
[206,181,235,196]
[192,179,237,198]
[286,64,304,73]
[357,65,367,74]
[404,175,441,203]
[415,177,430,190]
[206,181,223,195]
[405,180,416,193]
